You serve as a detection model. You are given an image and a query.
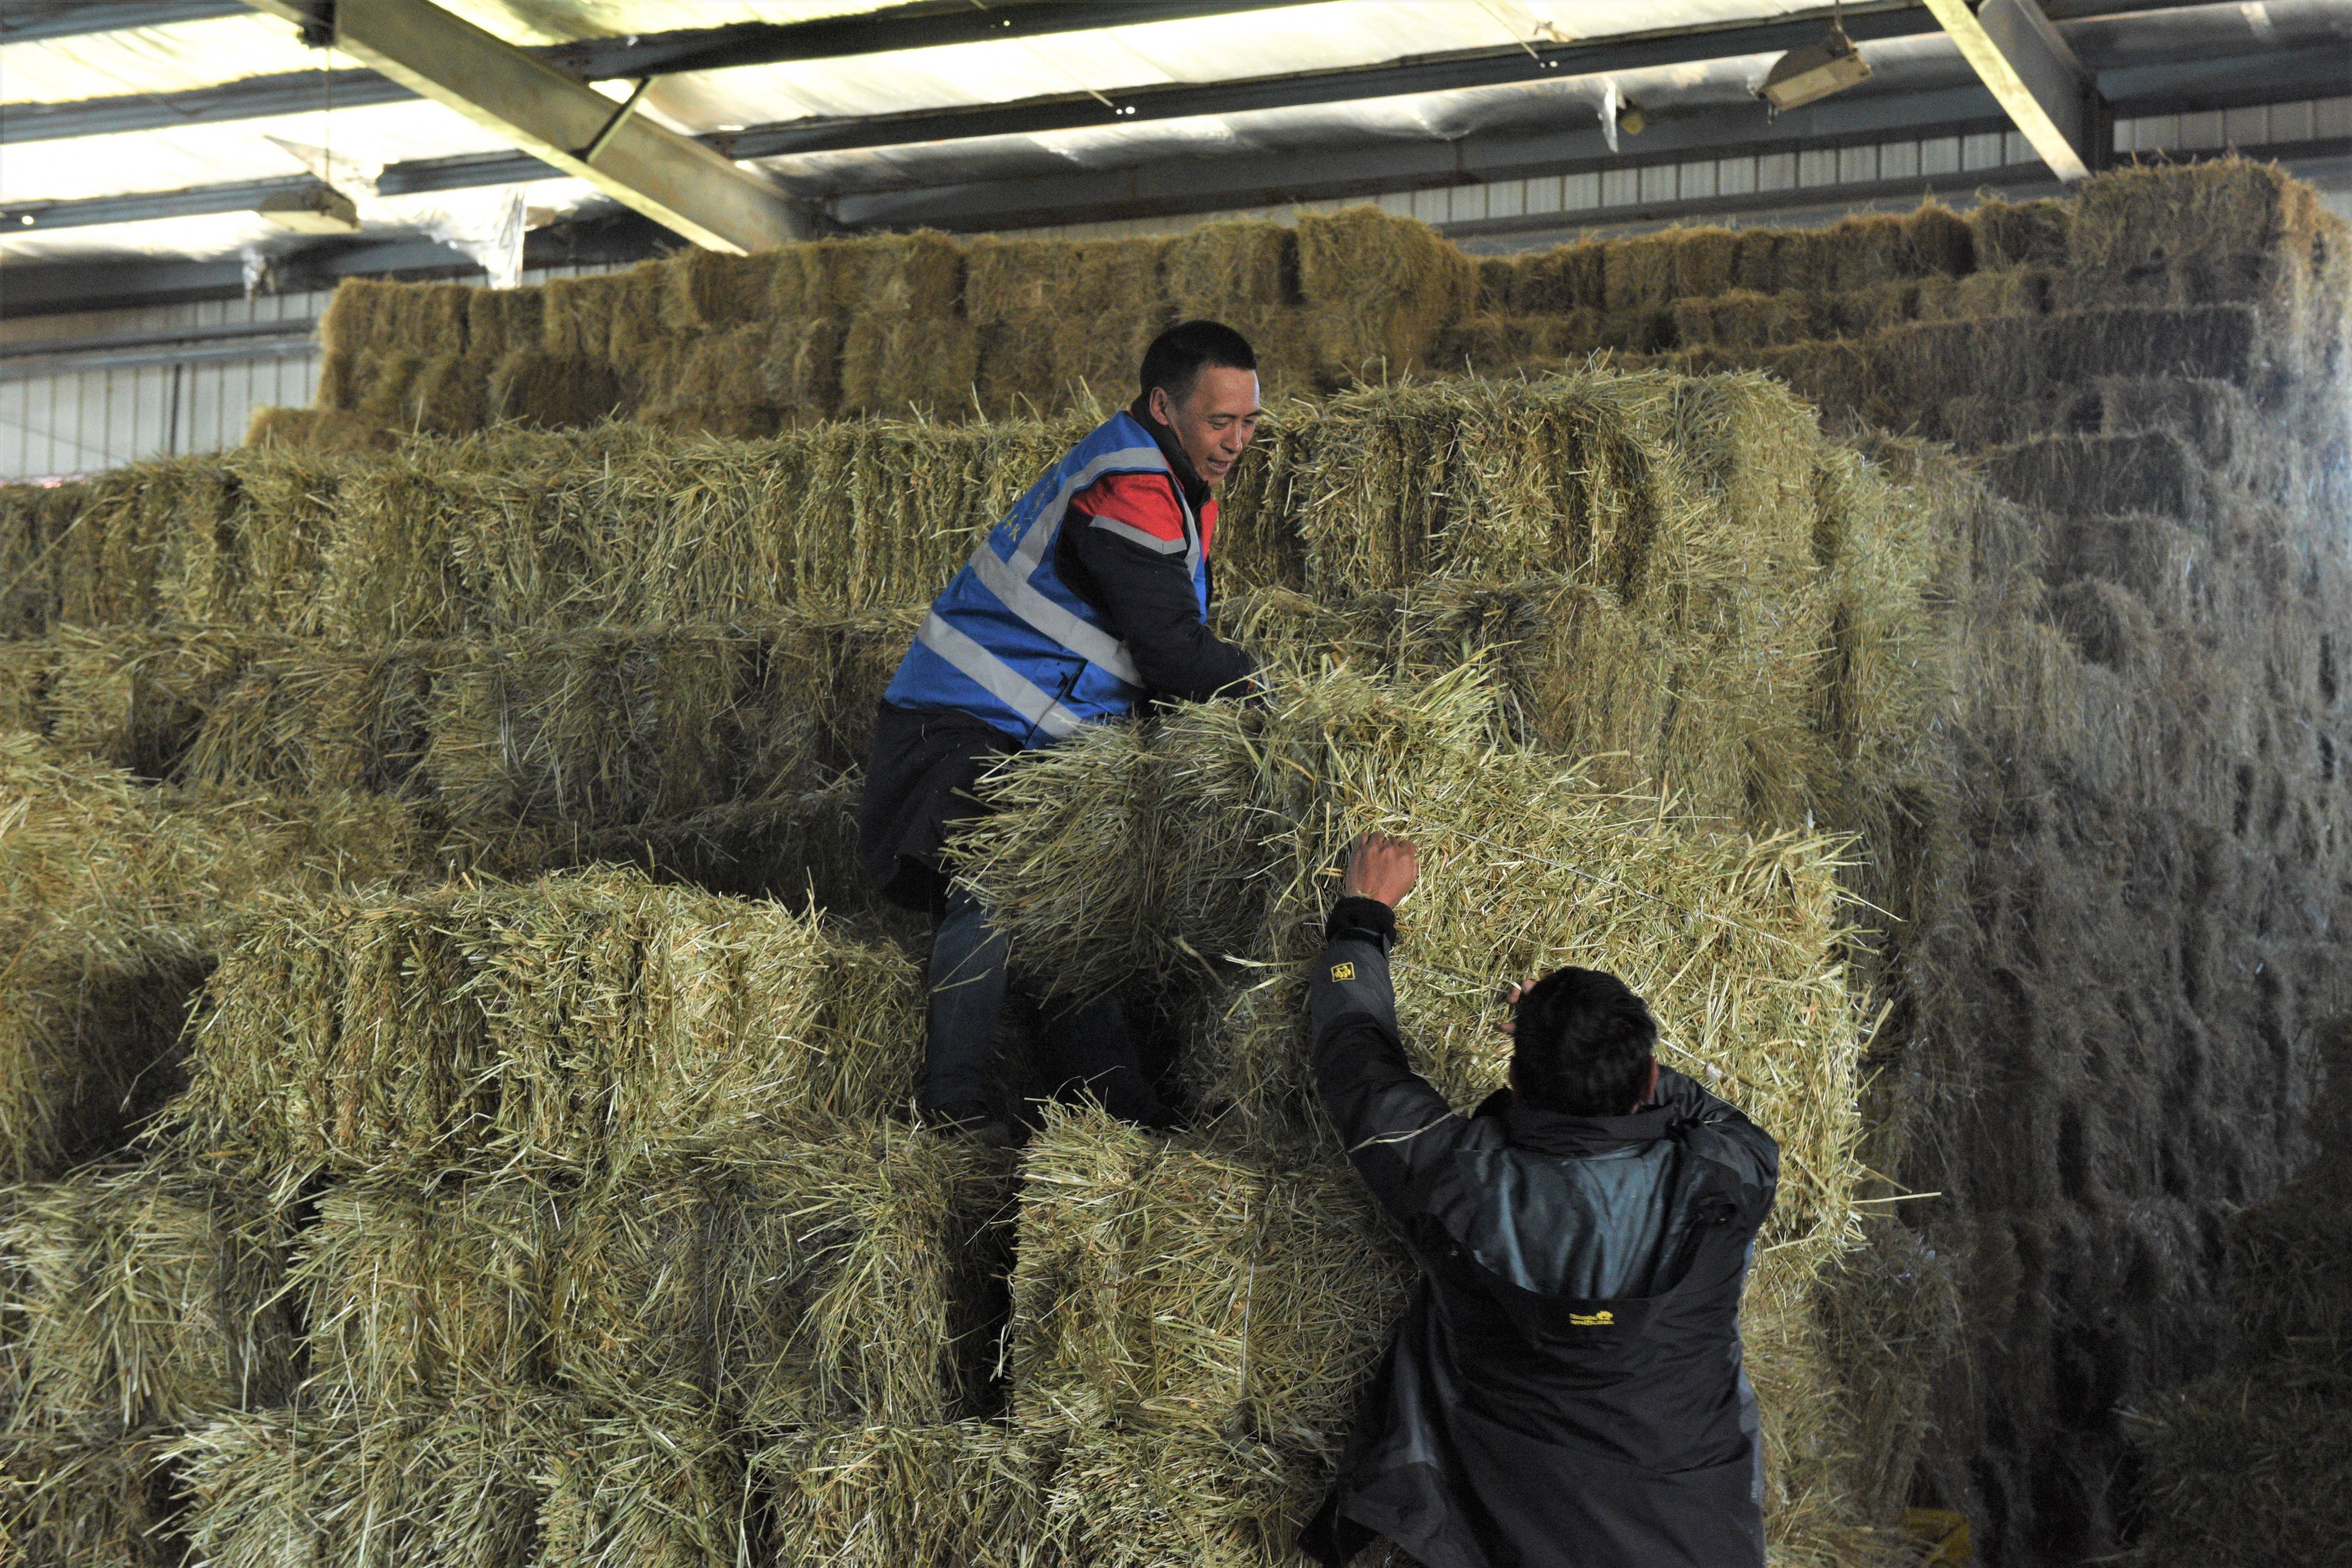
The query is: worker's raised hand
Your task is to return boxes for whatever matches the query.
[1496,979,1541,1036]
[1340,831,1418,908]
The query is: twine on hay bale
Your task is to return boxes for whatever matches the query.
[164,868,927,1191]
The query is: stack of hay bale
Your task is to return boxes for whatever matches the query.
[1455,161,2352,1553]
[1,353,1940,1562]
[254,208,1473,446]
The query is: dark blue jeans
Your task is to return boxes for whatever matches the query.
[925,887,1168,1126]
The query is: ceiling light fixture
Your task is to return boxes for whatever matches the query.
[1757,0,1873,112]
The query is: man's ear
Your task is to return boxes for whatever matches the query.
[1148,384,1174,425]
[1641,1059,1660,1110]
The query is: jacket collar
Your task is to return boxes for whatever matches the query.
[1125,396,1212,516]
[1473,1086,1675,1156]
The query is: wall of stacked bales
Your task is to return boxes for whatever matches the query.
[240,208,1474,446]
[2,159,2344,1567]
[2,355,1950,1566]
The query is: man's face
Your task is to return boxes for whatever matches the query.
[1150,365,1261,491]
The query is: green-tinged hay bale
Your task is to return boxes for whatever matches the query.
[602,261,673,365]
[762,316,847,418]
[319,276,395,360]
[1165,221,1295,315]
[1903,203,1975,277]
[1734,227,1787,293]
[1509,240,1606,313]
[1473,254,1516,311]
[2127,1371,2352,1567]
[416,625,822,839]
[242,406,388,453]
[966,235,1079,326]
[1603,232,1679,311]
[1768,228,1832,295]
[1296,207,1476,383]
[346,348,429,429]
[1954,266,2048,317]
[403,351,491,436]
[639,325,780,440]
[465,285,542,365]
[294,1135,1009,1428]
[1672,290,1823,352]
[1054,307,1165,415]
[487,349,626,429]
[1986,430,2209,520]
[975,315,1066,418]
[0,1429,183,1568]
[31,625,260,778]
[167,869,926,1186]
[179,638,435,797]
[172,1401,547,1568]
[1033,1424,1326,1568]
[1817,213,1916,291]
[841,313,982,419]
[541,270,626,360]
[1969,196,2072,271]
[323,276,472,359]
[755,1420,1044,1568]
[661,248,785,334]
[0,481,80,640]
[1671,225,1743,299]
[1008,1107,1409,1453]
[54,458,237,629]
[535,1408,751,1568]
[2067,159,2327,307]
[0,1161,291,1433]
[1225,304,1320,406]
[954,669,1869,1275]
[778,232,964,318]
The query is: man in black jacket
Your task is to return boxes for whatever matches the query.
[858,321,1261,1144]
[1303,832,1777,1568]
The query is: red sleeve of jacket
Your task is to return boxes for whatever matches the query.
[1069,472,1192,552]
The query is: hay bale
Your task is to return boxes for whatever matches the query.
[1296,207,1476,383]
[1164,221,1295,315]
[2068,159,2333,309]
[1509,241,1606,313]
[241,406,389,454]
[1969,196,2072,271]
[661,248,786,334]
[841,313,982,419]
[293,1132,1008,1429]
[966,235,1079,326]
[637,324,780,440]
[0,1429,182,1568]
[0,481,78,640]
[2128,1372,2352,1566]
[778,231,964,318]
[951,668,1871,1282]
[1033,1424,1327,1568]
[166,868,927,1187]
[1008,1107,1409,1453]
[178,637,435,797]
[487,349,626,429]
[755,1420,1044,1568]
[0,1160,291,1434]
[761,317,847,419]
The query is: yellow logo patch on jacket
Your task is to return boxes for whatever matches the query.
[1570,1310,1615,1327]
[1329,962,1356,981]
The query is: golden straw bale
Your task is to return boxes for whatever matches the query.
[756,1420,1046,1568]
[486,348,626,429]
[35,624,257,777]
[842,313,983,418]
[1602,232,1679,310]
[1296,207,1475,383]
[0,481,82,640]
[54,458,234,628]
[780,232,964,317]
[1008,1107,1410,1453]
[1902,203,1975,276]
[166,869,928,1188]
[291,1136,1007,1430]
[0,1160,291,1435]
[660,247,786,334]
[1473,254,1517,311]
[0,1429,183,1568]
[600,260,672,365]
[540,270,628,359]
[1032,1424,1330,1568]
[405,352,492,436]
[465,285,542,365]
[643,324,780,440]
[346,348,429,428]
[966,235,1080,325]
[763,316,849,419]
[1818,213,1915,291]
[1165,220,1296,314]
[2067,159,2329,308]
[179,638,434,796]
[1733,227,1787,293]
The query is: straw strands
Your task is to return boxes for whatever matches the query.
[165,868,925,1190]
[0,1427,184,1568]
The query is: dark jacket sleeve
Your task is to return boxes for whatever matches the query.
[1652,1065,1781,1195]
[1309,896,1471,1225]
[1062,516,1255,704]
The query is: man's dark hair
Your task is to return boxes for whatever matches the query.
[1140,319,1257,403]
[1511,967,1658,1116]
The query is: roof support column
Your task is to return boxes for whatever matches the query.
[1923,0,2106,180]
[242,0,813,250]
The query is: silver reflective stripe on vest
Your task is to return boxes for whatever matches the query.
[916,611,1085,741]
[969,547,1145,687]
[1008,444,1170,576]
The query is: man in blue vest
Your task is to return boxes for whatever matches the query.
[858,319,1262,1144]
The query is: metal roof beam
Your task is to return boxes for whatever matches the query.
[0,2,245,44]
[3,0,1334,145]
[242,0,811,251]
[1924,0,2103,179]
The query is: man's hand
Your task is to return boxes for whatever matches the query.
[1341,831,1418,908]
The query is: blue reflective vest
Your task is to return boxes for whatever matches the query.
[882,411,1209,747]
